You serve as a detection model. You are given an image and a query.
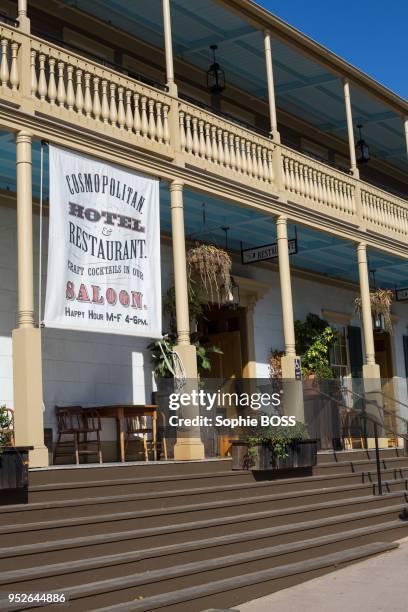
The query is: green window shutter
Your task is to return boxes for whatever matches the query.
[403,336,408,379]
[348,325,363,378]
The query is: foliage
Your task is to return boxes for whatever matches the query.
[187,244,232,307]
[246,421,310,460]
[163,282,204,334]
[294,313,337,379]
[0,405,13,452]
[301,326,337,378]
[148,335,222,379]
[294,313,330,356]
[355,288,393,333]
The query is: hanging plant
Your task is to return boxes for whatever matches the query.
[355,288,393,333]
[269,350,284,379]
[187,244,232,307]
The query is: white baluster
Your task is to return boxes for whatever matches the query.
[38,53,47,101]
[75,68,84,114]
[234,136,242,172]
[240,138,247,174]
[84,72,93,118]
[251,143,258,178]
[179,110,186,150]
[10,42,19,91]
[117,86,126,129]
[268,150,274,183]
[0,39,9,87]
[229,133,236,170]
[156,102,164,143]
[148,99,156,140]
[101,79,109,123]
[205,123,212,159]
[185,114,193,153]
[30,50,37,97]
[109,83,117,126]
[133,93,141,135]
[191,117,199,154]
[218,129,225,165]
[93,76,101,121]
[66,65,75,111]
[223,132,230,168]
[56,61,66,107]
[48,57,57,105]
[125,90,133,132]
[257,146,264,180]
[262,148,269,181]
[163,104,170,145]
[211,126,219,163]
[246,142,253,177]
[198,119,206,157]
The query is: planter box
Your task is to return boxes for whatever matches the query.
[231,439,317,471]
[0,447,31,505]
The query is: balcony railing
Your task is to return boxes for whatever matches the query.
[1,21,408,247]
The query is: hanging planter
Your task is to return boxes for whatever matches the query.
[355,288,393,333]
[187,244,232,307]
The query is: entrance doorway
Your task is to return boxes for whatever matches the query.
[196,305,249,457]
[197,305,248,380]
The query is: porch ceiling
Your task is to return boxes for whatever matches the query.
[58,0,408,175]
[0,133,406,291]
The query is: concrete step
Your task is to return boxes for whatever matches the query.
[29,459,233,486]
[2,518,407,593]
[3,476,407,524]
[0,501,406,571]
[0,490,406,547]
[27,463,406,504]
[316,448,402,464]
[84,542,398,612]
[314,455,408,475]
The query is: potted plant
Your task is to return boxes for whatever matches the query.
[294,314,337,380]
[0,406,31,505]
[355,288,393,333]
[187,244,232,306]
[231,421,317,471]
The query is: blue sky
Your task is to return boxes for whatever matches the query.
[258,0,407,100]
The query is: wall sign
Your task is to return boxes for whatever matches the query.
[395,287,408,302]
[241,238,297,265]
[44,146,162,338]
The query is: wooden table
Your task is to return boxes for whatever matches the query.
[86,404,158,463]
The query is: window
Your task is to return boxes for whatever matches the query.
[329,325,350,379]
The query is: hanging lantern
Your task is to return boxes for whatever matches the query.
[372,312,385,332]
[227,276,240,308]
[356,124,370,164]
[206,45,225,94]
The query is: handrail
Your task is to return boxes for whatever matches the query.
[341,385,408,433]
[311,383,408,496]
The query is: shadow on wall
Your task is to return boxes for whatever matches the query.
[41,328,153,440]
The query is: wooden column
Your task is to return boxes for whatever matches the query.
[162,0,177,95]
[13,131,48,467]
[343,79,359,178]
[264,31,279,141]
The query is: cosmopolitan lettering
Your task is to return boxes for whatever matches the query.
[65,173,145,211]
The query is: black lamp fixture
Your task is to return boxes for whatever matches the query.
[369,268,385,332]
[207,44,226,95]
[356,124,370,164]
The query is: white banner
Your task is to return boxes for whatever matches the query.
[44,146,161,338]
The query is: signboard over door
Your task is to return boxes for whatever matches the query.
[241,238,297,265]
[44,146,161,337]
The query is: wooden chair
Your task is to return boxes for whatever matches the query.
[340,409,365,450]
[53,406,103,464]
[0,407,15,447]
[125,413,167,461]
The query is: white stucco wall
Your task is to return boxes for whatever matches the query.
[1,200,408,434]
